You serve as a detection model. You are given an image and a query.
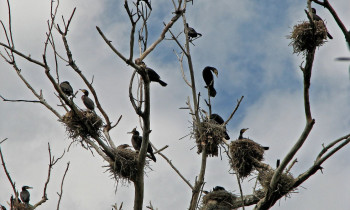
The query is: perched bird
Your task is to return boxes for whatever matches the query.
[20,186,33,205]
[238,128,269,150]
[202,66,218,97]
[128,128,156,162]
[60,81,73,97]
[137,0,152,10]
[212,186,225,191]
[210,114,230,140]
[146,67,167,86]
[80,89,95,111]
[186,23,202,40]
[311,8,333,39]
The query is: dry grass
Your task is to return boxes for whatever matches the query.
[229,139,266,177]
[61,110,103,140]
[200,190,236,210]
[258,169,295,197]
[106,146,149,183]
[195,119,227,157]
[288,21,328,55]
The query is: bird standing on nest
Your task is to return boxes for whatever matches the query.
[238,128,269,150]
[20,186,33,205]
[210,114,230,140]
[202,66,218,97]
[146,67,167,86]
[60,81,73,97]
[186,23,202,41]
[80,89,95,111]
[311,8,333,39]
[128,128,156,162]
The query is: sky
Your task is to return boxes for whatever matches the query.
[1,0,350,209]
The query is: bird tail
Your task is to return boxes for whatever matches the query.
[224,131,230,140]
[209,86,216,97]
[327,32,333,39]
[149,152,157,162]
[262,146,269,150]
[158,80,167,87]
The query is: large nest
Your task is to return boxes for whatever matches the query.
[195,119,227,157]
[288,21,328,54]
[106,146,149,183]
[258,169,295,197]
[60,110,103,140]
[200,190,237,210]
[12,202,33,210]
[229,139,266,177]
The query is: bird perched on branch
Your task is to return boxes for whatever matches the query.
[186,23,202,40]
[20,186,33,205]
[213,186,225,191]
[80,89,95,111]
[146,67,167,86]
[238,128,269,150]
[210,114,230,140]
[311,8,333,39]
[202,66,218,97]
[128,128,156,162]
[60,81,73,97]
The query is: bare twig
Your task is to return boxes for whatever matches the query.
[57,162,70,210]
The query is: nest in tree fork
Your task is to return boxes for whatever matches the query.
[288,21,328,54]
[258,169,295,197]
[229,139,266,178]
[106,146,150,183]
[195,119,227,157]
[60,110,103,140]
[200,190,237,210]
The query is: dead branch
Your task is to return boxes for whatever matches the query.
[56,162,70,210]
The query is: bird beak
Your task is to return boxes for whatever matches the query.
[213,69,218,77]
[28,186,33,189]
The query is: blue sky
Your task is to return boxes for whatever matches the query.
[1,0,350,209]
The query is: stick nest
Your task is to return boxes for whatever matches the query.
[258,169,295,197]
[195,119,227,157]
[200,190,237,210]
[60,110,103,140]
[12,202,33,210]
[229,139,266,177]
[288,21,328,54]
[106,146,149,183]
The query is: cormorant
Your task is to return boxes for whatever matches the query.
[60,81,73,97]
[146,67,167,86]
[20,186,32,205]
[213,186,225,191]
[186,23,202,40]
[210,114,230,140]
[202,66,218,97]
[80,89,95,111]
[128,128,156,162]
[238,128,269,150]
[311,8,333,39]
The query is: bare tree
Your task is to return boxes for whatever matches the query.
[1,0,350,209]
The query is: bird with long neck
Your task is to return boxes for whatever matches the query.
[311,8,333,39]
[20,186,33,205]
[186,23,202,40]
[238,128,269,150]
[146,67,167,86]
[128,128,156,162]
[210,114,230,140]
[202,66,218,97]
[80,89,95,111]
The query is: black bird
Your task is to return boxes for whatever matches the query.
[210,114,230,140]
[212,186,225,191]
[146,67,167,86]
[186,23,202,40]
[80,89,95,111]
[137,0,152,10]
[202,66,218,97]
[60,81,73,97]
[238,128,269,150]
[128,128,156,162]
[20,186,32,205]
[311,8,333,39]
[276,159,280,168]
